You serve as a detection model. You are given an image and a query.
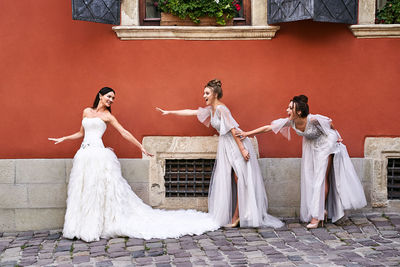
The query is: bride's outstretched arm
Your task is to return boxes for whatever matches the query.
[48,109,90,144]
[235,125,272,139]
[48,126,84,144]
[156,107,198,116]
[108,115,153,157]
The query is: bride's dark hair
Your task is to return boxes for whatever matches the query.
[93,87,115,113]
[291,94,309,118]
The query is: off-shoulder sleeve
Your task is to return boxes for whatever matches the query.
[311,114,342,140]
[197,106,212,127]
[217,106,239,136]
[309,114,331,134]
[271,118,291,140]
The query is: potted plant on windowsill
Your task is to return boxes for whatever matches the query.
[376,0,400,24]
[156,0,241,26]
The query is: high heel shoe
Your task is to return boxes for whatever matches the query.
[306,220,323,229]
[224,218,240,228]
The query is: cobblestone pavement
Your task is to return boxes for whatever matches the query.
[1,213,400,267]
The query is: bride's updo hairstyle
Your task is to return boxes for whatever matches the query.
[292,94,309,118]
[206,79,223,99]
[93,87,115,113]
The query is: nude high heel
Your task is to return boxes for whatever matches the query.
[306,220,323,229]
[224,218,240,228]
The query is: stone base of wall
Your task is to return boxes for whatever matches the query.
[0,156,381,232]
[0,159,149,232]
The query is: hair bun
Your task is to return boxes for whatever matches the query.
[213,79,222,87]
[298,95,308,104]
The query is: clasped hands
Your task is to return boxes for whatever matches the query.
[232,129,251,161]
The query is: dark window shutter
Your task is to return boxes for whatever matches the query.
[314,0,357,24]
[72,0,121,25]
[268,0,357,24]
[268,0,313,24]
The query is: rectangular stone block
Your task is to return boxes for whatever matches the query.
[259,158,301,207]
[0,209,15,232]
[28,184,67,208]
[15,208,65,231]
[128,182,149,205]
[269,206,299,218]
[160,197,208,212]
[0,160,15,184]
[0,184,28,208]
[65,159,73,183]
[16,159,66,184]
[120,159,149,183]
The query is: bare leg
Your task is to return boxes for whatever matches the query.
[232,173,239,223]
[325,154,334,201]
[309,154,334,225]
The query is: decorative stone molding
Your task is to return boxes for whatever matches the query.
[350,0,400,38]
[142,136,259,210]
[350,24,400,38]
[113,0,280,40]
[364,137,400,207]
[113,26,280,40]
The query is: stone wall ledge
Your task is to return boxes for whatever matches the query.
[112,26,280,40]
[349,24,400,38]
[0,156,381,232]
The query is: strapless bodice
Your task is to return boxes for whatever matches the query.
[81,117,106,149]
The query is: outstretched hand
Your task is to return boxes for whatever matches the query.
[234,129,249,140]
[156,107,169,115]
[48,137,65,144]
[142,148,154,157]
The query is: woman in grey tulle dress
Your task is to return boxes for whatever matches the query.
[238,95,366,229]
[157,79,283,229]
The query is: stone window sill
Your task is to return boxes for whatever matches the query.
[349,24,400,38]
[112,25,280,40]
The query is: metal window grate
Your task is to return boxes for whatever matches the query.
[164,159,215,197]
[387,158,400,200]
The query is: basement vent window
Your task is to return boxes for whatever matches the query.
[387,158,400,200]
[164,159,215,197]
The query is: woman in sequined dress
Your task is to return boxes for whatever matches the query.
[237,95,366,228]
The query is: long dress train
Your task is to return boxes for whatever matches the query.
[197,105,284,228]
[271,114,367,223]
[63,117,219,242]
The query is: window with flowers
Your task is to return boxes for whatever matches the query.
[139,0,251,25]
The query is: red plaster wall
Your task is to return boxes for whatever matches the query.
[1,1,399,159]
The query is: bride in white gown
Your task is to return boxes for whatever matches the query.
[49,87,219,242]
[237,95,367,228]
[157,79,284,229]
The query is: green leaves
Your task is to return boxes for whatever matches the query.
[157,0,238,25]
[376,0,400,24]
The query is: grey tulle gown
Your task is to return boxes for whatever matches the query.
[271,114,367,222]
[198,105,284,228]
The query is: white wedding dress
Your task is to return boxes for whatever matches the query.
[198,105,284,228]
[63,117,219,242]
[271,114,367,223]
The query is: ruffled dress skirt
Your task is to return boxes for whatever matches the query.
[63,146,219,242]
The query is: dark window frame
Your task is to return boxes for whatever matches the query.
[387,158,400,200]
[139,0,251,26]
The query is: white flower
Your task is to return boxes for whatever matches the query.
[214,0,219,3]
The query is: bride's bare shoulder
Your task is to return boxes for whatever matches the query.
[82,107,93,116]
